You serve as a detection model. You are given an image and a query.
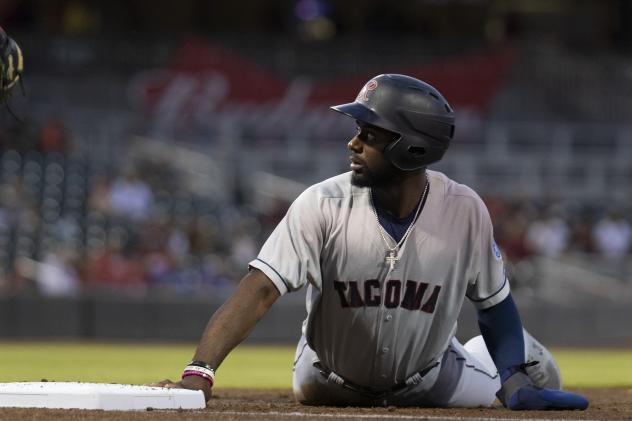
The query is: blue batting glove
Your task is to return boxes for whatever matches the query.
[506,385,589,410]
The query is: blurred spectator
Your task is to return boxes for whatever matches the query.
[566,212,596,254]
[108,168,153,221]
[592,211,631,260]
[83,233,147,295]
[230,229,258,271]
[166,223,190,262]
[524,206,570,258]
[202,254,235,291]
[35,248,81,296]
[495,204,533,263]
[143,249,176,289]
[187,215,220,257]
[0,180,33,227]
[138,214,172,254]
[13,246,80,297]
[38,118,71,155]
[88,175,112,214]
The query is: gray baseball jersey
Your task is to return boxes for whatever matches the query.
[249,170,508,389]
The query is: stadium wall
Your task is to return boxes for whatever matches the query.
[0,295,630,347]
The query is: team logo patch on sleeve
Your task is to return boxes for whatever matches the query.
[492,240,502,261]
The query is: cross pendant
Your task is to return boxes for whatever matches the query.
[385,250,398,271]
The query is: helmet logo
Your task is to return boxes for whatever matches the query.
[356,79,378,102]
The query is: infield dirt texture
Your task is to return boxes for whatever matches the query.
[0,387,630,420]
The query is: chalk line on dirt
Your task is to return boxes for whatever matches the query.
[203,410,616,421]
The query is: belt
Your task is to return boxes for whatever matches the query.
[313,360,440,400]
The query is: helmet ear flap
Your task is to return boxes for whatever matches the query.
[385,134,448,171]
[383,137,417,171]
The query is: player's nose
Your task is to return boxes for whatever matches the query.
[347,135,362,152]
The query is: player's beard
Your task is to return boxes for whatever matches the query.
[350,160,398,188]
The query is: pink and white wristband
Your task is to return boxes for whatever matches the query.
[181,361,215,387]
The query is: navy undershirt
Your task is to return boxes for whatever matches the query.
[372,186,429,243]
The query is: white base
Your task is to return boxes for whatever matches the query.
[0,382,206,410]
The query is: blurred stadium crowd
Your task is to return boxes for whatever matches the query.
[1,0,632,299]
[0,141,271,298]
[0,142,629,298]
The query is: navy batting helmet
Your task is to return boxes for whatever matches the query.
[331,74,454,171]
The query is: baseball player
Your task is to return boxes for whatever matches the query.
[0,26,23,100]
[152,74,588,410]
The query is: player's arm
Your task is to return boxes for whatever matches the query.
[476,293,525,382]
[469,196,587,410]
[477,294,588,410]
[152,186,324,400]
[149,267,280,401]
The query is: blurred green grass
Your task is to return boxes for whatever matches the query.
[0,342,294,388]
[553,349,632,388]
[0,343,630,388]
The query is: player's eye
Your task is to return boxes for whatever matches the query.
[364,131,377,143]
[356,127,368,141]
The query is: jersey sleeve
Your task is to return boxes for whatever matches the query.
[248,187,325,296]
[466,199,510,309]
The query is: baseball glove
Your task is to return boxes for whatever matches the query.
[0,26,24,102]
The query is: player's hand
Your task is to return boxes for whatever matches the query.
[505,385,589,410]
[147,377,213,402]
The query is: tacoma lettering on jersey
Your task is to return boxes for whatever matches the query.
[332,280,441,313]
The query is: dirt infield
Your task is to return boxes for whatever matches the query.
[0,387,630,420]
